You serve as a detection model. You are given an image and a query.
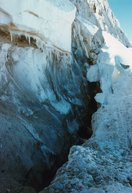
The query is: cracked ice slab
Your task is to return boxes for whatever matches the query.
[0,0,76,51]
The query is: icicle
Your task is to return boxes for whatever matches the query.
[26,34,31,45]
[28,35,31,45]
[27,35,30,45]
[24,32,28,43]
[10,31,13,42]
[36,37,44,52]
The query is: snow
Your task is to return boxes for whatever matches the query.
[0,0,76,51]
[0,0,132,192]
[88,32,132,151]
[77,16,98,36]
[71,0,131,47]
[87,64,99,82]
[41,31,132,193]
[87,31,132,104]
[41,143,132,193]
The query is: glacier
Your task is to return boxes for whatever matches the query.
[0,0,76,51]
[0,0,132,193]
[41,28,132,193]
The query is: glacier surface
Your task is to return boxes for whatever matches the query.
[0,0,132,192]
[41,31,132,193]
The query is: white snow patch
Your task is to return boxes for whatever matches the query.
[93,31,132,104]
[77,16,98,36]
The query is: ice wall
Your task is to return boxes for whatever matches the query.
[0,0,132,192]
[41,31,132,193]
[0,0,76,51]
